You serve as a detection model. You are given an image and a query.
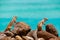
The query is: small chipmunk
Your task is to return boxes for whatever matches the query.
[5,16,17,31]
[37,18,48,31]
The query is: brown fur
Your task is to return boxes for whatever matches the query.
[46,24,58,37]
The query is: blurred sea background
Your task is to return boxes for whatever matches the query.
[0,0,60,36]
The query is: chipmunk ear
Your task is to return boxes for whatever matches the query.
[13,16,17,23]
[44,18,48,21]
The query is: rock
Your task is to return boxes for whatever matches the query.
[27,30,38,40]
[11,37,16,40]
[15,35,23,40]
[12,22,31,36]
[49,38,55,40]
[22,36,34,40]
[37,31,59,40]
[58,37,60,40]
[38,38,45,40]
[46,24,58,37]
[4,31,14,37]
[0,37,8,40]
[0,33,7,39]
